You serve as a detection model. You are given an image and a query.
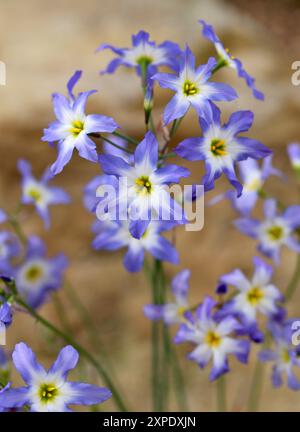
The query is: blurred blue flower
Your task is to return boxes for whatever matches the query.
[259,321,300,390]
[235,199,300,264]
[208,156,282,215]
[175,296,250,381]
[0,342,111,411]
[18,159,70,229]
[219,256,282,340]
[13,236,68,308]
[92,219,179,273]
[144,269,191,324]
[42,70,119,175]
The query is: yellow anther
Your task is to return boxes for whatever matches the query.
[210,139,227,156]
[183,80,199,96]
[70,120,84,137]
[205,331,221,348]
[246,286,264,306]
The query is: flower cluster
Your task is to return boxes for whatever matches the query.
[1,18,300,413]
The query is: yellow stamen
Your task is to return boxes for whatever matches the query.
[135,176,152,194]
[205,330,221,348]
[183,80,199,96]
[210,139,227,156]
[267,225,284,241]
[70,120,84,137]
[247,286,264,306]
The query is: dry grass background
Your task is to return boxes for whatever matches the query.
[0,0,300,411]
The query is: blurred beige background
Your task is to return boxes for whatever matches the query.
[1,0,300,411]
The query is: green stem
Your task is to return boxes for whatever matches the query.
[64,281,114,374]
[216,375,226,412]
[212,58,227,74]
[247,358,265,412]
[170,344,188,411]
[285,253,300,302]
[16,296,128,412]
[170,118,183,139]
[95,134,134,155]
[8,215,26,246]
[112,131,138,146]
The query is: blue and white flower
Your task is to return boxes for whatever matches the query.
[152,45,237,125]
[97,30,181,79]
[0,342,112,411]
[14,236,68,308]
[220,257,282,333]
[208,156,282,215]
[144,269,190,324]
[175,105,271,196]
[235,199,300,264]
[259,321,300,390]
[287,142,300,173]
[92,219,179,273]
[199,20,264,100]
[42,70,119,175]
[99,131,189,239]
[83,135,131,212]
[0,231,19,274]
[175,296,250,380]
[18,160,70,228]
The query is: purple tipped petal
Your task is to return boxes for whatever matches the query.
[134,131,158,172]
[67,70,82,101]
[99,154,131,177]
[12,343,46,385]
[234,217,259,238]
[144,305,165,321]
[175,137,206,161]
[48,345,79,379]
[172,269,191,300]
[283,205,300,229]
[67,383,112,405]
[264,199,277,219]
[51,138,75,175]
[224,110,254,134]
[152,165,190,184]
[123,244,144,272]
[0,387,30,408]
[147,236,179,265]
[163,94,189,125]
[85,114,119,134]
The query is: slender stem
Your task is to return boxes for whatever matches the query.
[212,58,227,74]
[15,296,128,412]
[170,344,188,411]
[8,215,26,246]
[89,133,134,155]
[64,281,114,374]
[247,358,265,412]
[160,152,177,160]
[216,375,226,412]
[170,118,183,139]
[112,131,139,146]
[52,294,73,335]
[285,253,300,302]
